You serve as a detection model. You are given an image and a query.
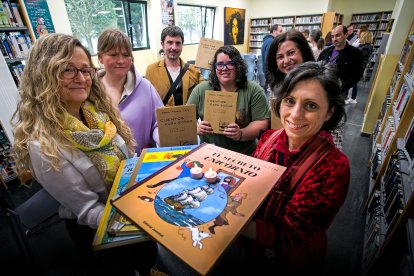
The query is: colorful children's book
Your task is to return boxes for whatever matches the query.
[93,145,196,250]
[111,143,286,275]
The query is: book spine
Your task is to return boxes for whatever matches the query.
[10,3,23,27]
[2,1,15,27]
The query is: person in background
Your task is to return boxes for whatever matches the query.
[12,33,158,275]
[187,45,270,155]
[324,31,333,47]
[318,25,363,100]
[242,62,350,275]
[145,25,203,106]
[266,30,315,90]
[159,48,165,59]
[309,29,324,60]
[262,24,284,90]
[351,25,368,48]
[98,28,163,154]
[301,29,310,40]
[346,30,374,104]
[346,24,357,44]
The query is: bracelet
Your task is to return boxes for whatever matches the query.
[238,129,243,141]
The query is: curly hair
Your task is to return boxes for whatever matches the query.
[266,30,315,89]
[273,62,346,131]
[209,45,247,90]
[97,28,134,62]
[12,33,135,176]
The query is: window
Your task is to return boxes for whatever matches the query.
[176,4,215,45]
[64,0,149,55]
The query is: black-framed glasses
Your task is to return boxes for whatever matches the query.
[62,66,96,80]
[215,61,236,70]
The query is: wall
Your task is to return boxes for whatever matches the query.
[249,0,330,18]
[47,0,251,75]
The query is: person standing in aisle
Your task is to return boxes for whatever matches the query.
[301,29,310,40]
[145,25,203,106]
[318,25,363,99]
[11,33,158,275]
[242,62,350,275]
[351,25,368,48]
[346,31,374,104]
[97,28,163,154]
[309,29,324,60]
[187,45,270,155]
[346,24,357,44]
[261,24,284,90]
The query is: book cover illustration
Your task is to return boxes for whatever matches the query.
[112,143,286,275]
[93,146,196,250]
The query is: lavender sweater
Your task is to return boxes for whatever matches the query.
[119,66,163,154]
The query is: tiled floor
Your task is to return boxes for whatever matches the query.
[0,82,372,275]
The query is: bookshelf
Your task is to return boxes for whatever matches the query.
[351,11,393,82]
[248,12,343,54]
[0,0,33,86]
[363,19,414,275]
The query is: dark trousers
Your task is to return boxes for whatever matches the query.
[351,84,358,100]
[65,219,158,276]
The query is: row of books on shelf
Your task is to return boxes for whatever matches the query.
[381,152,406,233]
[272,18,294,25]
[251,19,268,26]
[370,145,382,181]
[399,44,412,66]
[393,83,411,124]
[249,41,262,48]
[363,190,384,268]
[249,34,265,41]
[1,31,32,59]
[0,1,24,27]
[250,26,268,33]
[295,16,321,24]
[352,13,391,22]
[0,151,16,181]
[295,25,321,31]
[381,116,395,158]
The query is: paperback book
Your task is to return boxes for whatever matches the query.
[111,143,286,275]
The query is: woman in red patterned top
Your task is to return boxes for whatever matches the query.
[243,62,350,275]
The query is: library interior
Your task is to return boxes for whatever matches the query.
[1,0,414,275]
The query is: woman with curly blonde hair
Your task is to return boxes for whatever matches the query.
[11,34,158,275]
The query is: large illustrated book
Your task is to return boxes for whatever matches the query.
[111,143,286,275]
[93,146,196,250]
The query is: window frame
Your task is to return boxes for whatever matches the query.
[176,3,216,45]
[123,0,150,50]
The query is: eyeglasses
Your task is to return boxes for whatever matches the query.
[215,61,236,70]
[62,66,96,80]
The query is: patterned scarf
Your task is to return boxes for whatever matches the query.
[64,101,126,185]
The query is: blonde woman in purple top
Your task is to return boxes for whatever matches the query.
[98,28,163,154]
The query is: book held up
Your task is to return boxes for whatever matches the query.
[111,143,286,275]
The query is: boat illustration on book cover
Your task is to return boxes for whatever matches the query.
[111,143,286,275]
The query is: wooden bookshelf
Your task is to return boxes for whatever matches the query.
[351,11,393,82]
[248,12,343,53]
[363,18,414,275]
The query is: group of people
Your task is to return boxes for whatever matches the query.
[11,23,351,275]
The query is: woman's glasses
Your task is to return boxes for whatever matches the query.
[62,66,96,79]
[215,61,236,70]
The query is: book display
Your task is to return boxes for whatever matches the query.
[351,11,392,82]
[363,19,414,275]
[0,0,33,86]
[248,12,343,53]
[112,143,286,275]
